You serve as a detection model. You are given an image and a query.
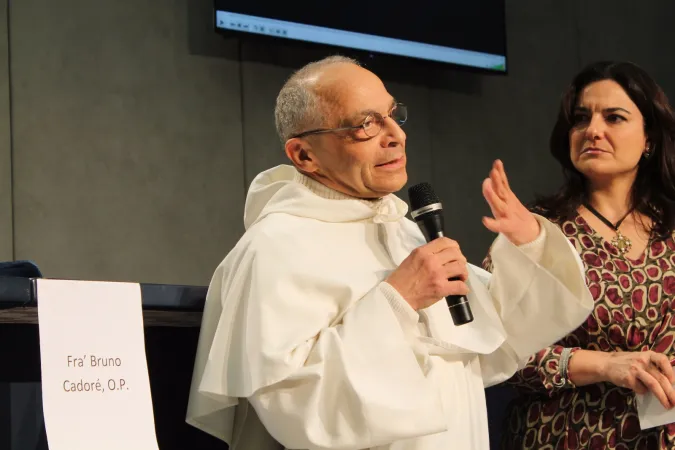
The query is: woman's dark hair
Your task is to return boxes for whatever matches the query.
[534,61,675,238]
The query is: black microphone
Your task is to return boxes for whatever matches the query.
[408,182,474,326]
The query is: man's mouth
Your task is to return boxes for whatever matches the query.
[376,156,405,167]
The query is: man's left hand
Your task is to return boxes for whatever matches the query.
[481,159,540,246]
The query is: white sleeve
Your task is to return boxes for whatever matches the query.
[191,227,452,450]
[478,214,593,387]
[249,281,447,450]
[514,219,547,263]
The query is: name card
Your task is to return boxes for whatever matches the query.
[637,390,675,430]
[37,279,159,450]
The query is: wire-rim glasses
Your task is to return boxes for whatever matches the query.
[290,103,407,140]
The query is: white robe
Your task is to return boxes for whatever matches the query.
[186,164,593,450]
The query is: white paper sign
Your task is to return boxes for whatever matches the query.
[636,391,675,430]
[37,279,159,450]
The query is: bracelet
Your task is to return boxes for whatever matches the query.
[559,347,575,386]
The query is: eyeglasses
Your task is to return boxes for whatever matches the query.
[290,103,407,139]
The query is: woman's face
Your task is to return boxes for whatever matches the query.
[569,79,649,183]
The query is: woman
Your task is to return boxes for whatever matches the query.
[483,61,675,449]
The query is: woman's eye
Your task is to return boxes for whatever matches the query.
[606,114,626,123]
[572,113,589,124]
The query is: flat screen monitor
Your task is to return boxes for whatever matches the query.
[214,1,507,72]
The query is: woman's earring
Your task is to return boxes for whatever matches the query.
[643,144,652,159]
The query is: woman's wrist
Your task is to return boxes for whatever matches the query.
[567,349,612,386]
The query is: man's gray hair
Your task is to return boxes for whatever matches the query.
[275,55,360,143]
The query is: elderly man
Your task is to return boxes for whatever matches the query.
[186,56,592,450]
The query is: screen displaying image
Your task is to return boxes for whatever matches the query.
[214,1,507,72]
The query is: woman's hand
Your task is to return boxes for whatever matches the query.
[602,351,675,409]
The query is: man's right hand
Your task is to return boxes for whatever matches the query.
[386,237,469,311]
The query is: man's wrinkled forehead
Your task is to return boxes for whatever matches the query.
[314,74,394,126]
[313,80,350,122]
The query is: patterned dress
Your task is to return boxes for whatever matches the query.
[483,211,675,449]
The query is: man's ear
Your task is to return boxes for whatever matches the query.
[285,138,320,173]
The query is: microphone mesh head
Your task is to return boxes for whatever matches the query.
[408,182,441,211]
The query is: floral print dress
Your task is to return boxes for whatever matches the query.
[484,212,675,449]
